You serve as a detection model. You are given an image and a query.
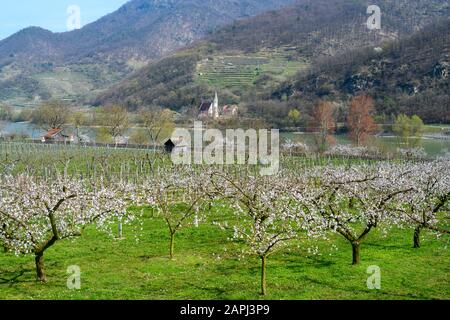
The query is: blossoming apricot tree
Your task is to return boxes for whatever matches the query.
[141,167,209,259]
[210,170,325,295]
[302,164,413,265]
[0,174,132,282]
[393,158,450,248]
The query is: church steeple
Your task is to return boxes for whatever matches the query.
[212,91,219,119]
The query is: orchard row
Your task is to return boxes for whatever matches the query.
[0,158,448,295]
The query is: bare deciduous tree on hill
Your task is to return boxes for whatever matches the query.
[309,100,336,154]
[347,94,378,146]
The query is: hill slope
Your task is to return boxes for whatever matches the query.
[272,19,450,123]
[0,0,296,104]
[95,0,450,117]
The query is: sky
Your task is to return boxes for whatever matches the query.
[0,0,131,40]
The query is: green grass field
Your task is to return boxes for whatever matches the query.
[0,144,448,300]
[423,125,450,134]
[1,207,448,300]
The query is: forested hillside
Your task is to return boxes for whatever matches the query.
[0,0,295,104]
[272,19,450,124]
[95,0,449,124]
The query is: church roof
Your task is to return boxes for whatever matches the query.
[199,102,212,112]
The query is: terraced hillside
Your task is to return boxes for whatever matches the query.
[196,47,308,90]
[0,0,297,105]
[97,0,450,115]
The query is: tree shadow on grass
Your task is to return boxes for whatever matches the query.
[365,242,410,250]
[183,283,229,300]
[301,275,429,300]
[139,254,165,261]
[0,267,35,286]
[283,256,336,270]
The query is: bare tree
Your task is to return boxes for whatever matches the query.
[71,111,89,140]
[31,100,73,130]
[139,106,175,148]
[0,103,13,121]
[309,100,336,154]
[347,94,378,146]
[97,105,130,145]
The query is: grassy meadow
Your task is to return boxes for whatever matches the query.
[0,142,448,300]
[0,206,448,300]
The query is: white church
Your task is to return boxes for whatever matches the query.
[198,92,238,119]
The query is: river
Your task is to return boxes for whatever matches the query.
[1,121,449,156]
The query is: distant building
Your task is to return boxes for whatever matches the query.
[199,102,213,118]
[198,92,220,119]
[222,104,239,117]
[41,128,74,143]
[164,139,176,153]
[114,136,129,145]
[164,138,189,154]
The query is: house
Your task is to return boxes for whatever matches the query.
[41,128,74,143]
[164,139,176,153]
[222,104,239,117]
[114,136,129,145]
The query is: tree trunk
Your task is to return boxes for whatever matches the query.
[413,226,422,248]
[169,233,175,260]
[261,255,267,296]
[351,242,360,265]
[118,222,123,239]
[35,251,47,282]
